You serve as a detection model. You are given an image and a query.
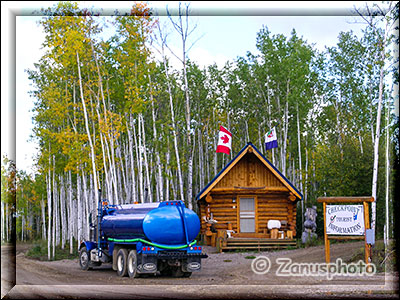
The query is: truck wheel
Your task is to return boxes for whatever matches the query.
[127,250,140,278]
[79,246,92,271]
[116,248,128,277]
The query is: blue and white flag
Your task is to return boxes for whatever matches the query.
[265,127,278,150]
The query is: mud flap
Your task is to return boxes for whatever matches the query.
[137,254,158,274]
[182,256,201,272]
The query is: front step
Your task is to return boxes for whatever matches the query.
[220,238,296,252]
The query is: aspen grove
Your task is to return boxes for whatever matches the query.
[2,2,398,259]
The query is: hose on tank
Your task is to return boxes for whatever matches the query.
[107,237,197,250]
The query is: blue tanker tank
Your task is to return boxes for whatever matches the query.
[100,201,200,245]
[79,199,207,279]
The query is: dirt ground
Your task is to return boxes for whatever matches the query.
[1,241,398,299]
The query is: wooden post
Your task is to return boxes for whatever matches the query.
[318,197,374,265]
[323,202,330,264]
[363,201,370,264]
[216,230,224,253]
[211,233,217,247]
[205,204,212,242]
[227,222,233,231]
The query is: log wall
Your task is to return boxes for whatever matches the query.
[199,193,297,237]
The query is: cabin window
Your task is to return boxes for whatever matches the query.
[239,198,255,233]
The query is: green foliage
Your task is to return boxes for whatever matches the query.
[244,255,257,259]
[16,1,397,246]
[1,156,16,243]
[345,240,396,273]
[26,240,78,261]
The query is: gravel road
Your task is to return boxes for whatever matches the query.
[1,241,398,299]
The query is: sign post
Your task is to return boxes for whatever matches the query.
[317,197,374,264]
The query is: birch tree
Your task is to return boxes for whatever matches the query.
[356,2,397,233]
[167,2,201,209]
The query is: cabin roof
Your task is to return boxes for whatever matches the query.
[195,142,303,201]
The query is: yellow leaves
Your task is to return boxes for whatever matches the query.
[131,2,152,17]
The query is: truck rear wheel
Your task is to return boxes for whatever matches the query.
[127,250,140,278]
[116,248,128,277]
[183,272,192,278]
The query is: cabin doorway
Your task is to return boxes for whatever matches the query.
[239,198,255,233]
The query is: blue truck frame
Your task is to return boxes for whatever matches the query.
[78,198,207,278]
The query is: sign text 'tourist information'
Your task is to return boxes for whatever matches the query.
[326,205,365,235]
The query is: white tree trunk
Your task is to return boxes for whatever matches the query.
[21,214,24,242]
[6,204,9,242]
[116,140,128,201]
[127,118,137,203]
[52,157,56,259]
[149,74,163,202]
[109,133,119,205]
[77,171,82,250]
[385,100,390,246]
[305,141,309,206]
[167,71,185,203]
[68,170,74,254]
[60,174,67,249]
[276,89,282,171]
[98,123,112,204]
[40,197,46,242]
[156,22,185,203]
[1,202,4,242]
[282,94,289,176]
[103,134,115,205]
[46,171,52,260]
[358,131,364,154]
[133,116,144,203]
[82,170,89,240]
[165,145,170,202]
[172,4,194,209]
[198,128,204,189]
[76,51,99,213]
[371,17,389,233]
[296,105,304,231]
[124,142,132,202]
[140,114,152,202]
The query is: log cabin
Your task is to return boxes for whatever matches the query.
[196,142,302,251]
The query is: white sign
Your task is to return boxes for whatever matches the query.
[326,205,365,235]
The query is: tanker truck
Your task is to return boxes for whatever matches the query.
[78,192,207,278]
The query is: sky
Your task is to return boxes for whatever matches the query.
[1,1,394,175]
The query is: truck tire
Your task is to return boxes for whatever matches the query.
[127,250,140,278]
[116,248,128,277]
[79,246,92,271]
[182,272,192,278]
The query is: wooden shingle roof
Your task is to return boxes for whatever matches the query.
[196,142,303,201]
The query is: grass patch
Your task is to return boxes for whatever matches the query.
[223,259,232,262]
[244,255,256,259]
[26,240,79,261]
[297,236,325,248]
[345,240,396,273]
[234,249,251,253]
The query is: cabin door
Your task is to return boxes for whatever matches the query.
[239,198,255,233]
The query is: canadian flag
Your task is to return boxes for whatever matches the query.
[216,126,232,155]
